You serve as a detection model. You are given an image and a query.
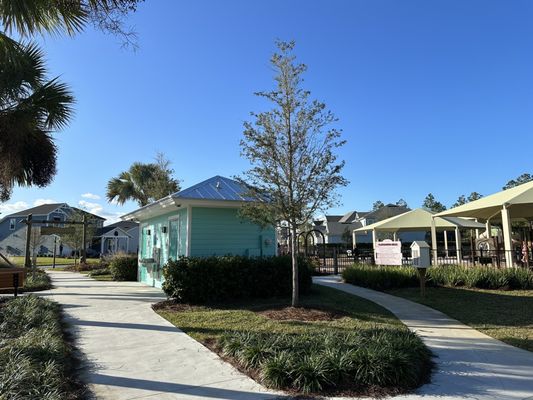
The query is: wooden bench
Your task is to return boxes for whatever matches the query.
[0,267,26,296]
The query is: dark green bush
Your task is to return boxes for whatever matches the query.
[342,264,533,290]
[109,255,138,281]
[219,329,431,394]
[0,296,84,398]
[162,255,313,304]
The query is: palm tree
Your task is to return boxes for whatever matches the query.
[0,40,74,200]
[106,161,180,207]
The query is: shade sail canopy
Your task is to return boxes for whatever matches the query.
[435,180,533,221]
[353,208,485,233]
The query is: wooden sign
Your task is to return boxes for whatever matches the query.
[0,267,25,291]
[40,226,76,235]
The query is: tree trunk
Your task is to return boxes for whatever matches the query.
[290,225,299,307]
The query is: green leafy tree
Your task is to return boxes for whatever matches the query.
[452,192,483,208]
[468,192,483,202]
[372,200,385,211]
[0,42,74,200]
[239,41,347,307]
[106,153,180,206]
[422,193,447,213]
[503,173,533,190]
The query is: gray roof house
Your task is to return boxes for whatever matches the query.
[95,220,139,255]
[0,203,105,256]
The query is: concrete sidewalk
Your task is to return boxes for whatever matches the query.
[40,271,282,400]
[315,276,533,400]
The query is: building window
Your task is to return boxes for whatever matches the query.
[9,218,16,230]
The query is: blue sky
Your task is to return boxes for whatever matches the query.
[3,0,533,222]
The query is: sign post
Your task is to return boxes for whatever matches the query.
[24,214,33,269]
[411,241,431,297]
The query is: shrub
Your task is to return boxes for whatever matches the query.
[219,329,431,394]
[23,269,52,292]
[162,255,313,304]
[342,264,533,291]
[109,255,138,281]
[88,268,111,277]
[342,264,419,290]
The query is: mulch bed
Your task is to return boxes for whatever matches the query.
[257,306,346,321]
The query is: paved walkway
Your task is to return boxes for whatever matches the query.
[40,271,282,400]
[315,276,533,400]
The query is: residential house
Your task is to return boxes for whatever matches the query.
[0,203,105,256]
[94,220,139,255]
[121,176,277,288]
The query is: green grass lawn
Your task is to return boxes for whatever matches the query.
[157,284,404,343]
[388,287,533,352]
[9,256,100,266]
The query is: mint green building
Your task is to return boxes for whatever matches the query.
[121,176,277,288]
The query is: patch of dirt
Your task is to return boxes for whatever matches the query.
[151,300,203,312]
[257,306,346,321]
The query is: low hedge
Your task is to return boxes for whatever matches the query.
[0,296,85,398]
[342,264,533,290]
[219,329,432,394]
[162,255,313,304]
[109,255,138,281]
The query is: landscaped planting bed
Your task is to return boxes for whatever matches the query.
[342,264,533,290]
[155,285,433,396]
[0,296,86,399]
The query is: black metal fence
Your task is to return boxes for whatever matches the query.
[303,245,533,275]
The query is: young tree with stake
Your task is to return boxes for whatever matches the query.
[239,41,347,307]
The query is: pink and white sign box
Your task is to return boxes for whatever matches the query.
[375,239,402,266]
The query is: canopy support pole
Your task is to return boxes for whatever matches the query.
[486,220,491,239]
[501,204,514,267]
[431,217,438,265]
[455,227,462,264]
[352,230,357,249]
[444,230,449,257]
[393,232,397,241]
[372,229,377,255]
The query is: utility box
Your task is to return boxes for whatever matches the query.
[411,241,431,268]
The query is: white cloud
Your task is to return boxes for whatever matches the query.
[33,198,58,206]
[101,212,124,225]
[81,193,101,200]
[78,200,104,215]
[0,201,29,214]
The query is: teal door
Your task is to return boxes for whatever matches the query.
[168,217,183,260]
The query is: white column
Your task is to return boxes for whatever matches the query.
[501,205,514,267]
[455,227,462,264]
[486,220,491,238]
[372,229,377,258]
[431,217,438,265]
[475,219,480,238]
[444,230,449,257]
[393,231,398,241]
[352,230,357,248]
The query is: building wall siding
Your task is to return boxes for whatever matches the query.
[189,207,276,257]
[138,209,187,288]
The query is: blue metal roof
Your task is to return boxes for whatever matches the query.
[172,176,255,202]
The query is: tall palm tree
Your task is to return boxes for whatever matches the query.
[0,40,74,200]
[106,161,180,207]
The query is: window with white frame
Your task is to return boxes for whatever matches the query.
[9,218,16,230]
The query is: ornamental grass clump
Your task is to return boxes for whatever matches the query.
[0,296,84,399]
[219,329,432,395]
[23,269,52,292]
[342,264,419,290]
